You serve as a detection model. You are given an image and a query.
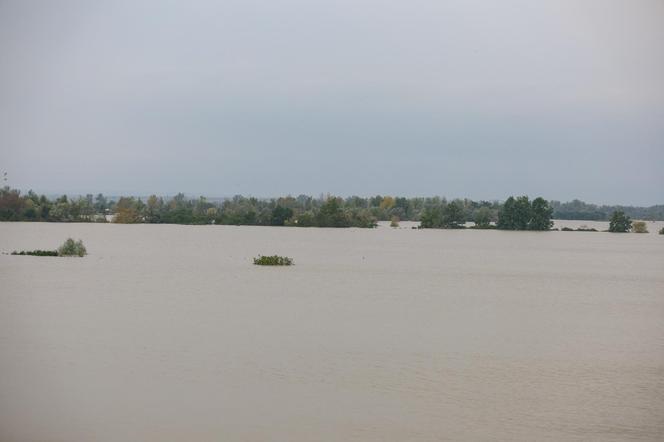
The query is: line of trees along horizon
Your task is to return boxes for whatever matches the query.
[1,186,663,228]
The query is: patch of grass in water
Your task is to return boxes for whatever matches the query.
[253,255,294,266]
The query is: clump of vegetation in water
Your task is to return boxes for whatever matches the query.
[659,227,664,235]
[576,225,598,232]
[608,210,632,233]
[11,238,87,257]
[561,226,598,232]
[632,221,648,233]
[57,238,87,257]
[11,249,59,256]
[253,255,293,266]
[390,215,400,228]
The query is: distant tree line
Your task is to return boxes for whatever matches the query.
[0,189,105,222]
[551,199,664,221]
[0,186,662,229]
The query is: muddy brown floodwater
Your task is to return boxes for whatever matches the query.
[1,222,663,441]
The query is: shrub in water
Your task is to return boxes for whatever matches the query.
[253,255,293,266]
[58,238,87,257]
[659,227,664,235]
[632,221,648,234]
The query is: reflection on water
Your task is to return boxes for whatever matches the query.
[1,222,663,441]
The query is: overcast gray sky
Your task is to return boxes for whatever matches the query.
[1,0,662,205]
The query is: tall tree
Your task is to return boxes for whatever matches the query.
[498,196,536,230]
[474,207,492,228]
[317,197,349,227]
[271,205,293,226]
[420,205,442,228]
[497,196,517,230]
[442,200,465,228]
[529,197,553,230]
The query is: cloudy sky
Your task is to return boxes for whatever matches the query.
[1,0,662,204]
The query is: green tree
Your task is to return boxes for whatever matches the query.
[145,195,163,223]
[474,206,492,228]
[609,210,631,232]
[94,193,108,213]
[529,197,553,230]
[271,205,293,226]
[497,196,533,230]
[513,196,532,230]
[293,210,316,226]
[317,197,349,227]
[442,200,465,228]
[420,205,442,228]
[0,187,23,220]
[497,196,516,229]
[349,209,377,228]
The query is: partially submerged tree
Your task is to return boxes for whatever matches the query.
[271,205,294,226]
[442,200,466,228]
[419,205,443,228]
[317,197,349,227]
[609,210,632,233]
[473,207,492,228]
[529,197,554,231]
[497,196,552,231]
[497,196,532,230]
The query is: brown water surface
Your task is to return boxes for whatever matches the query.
[1,222,663,441]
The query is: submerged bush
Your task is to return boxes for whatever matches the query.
[57,238,87,257]
[632,221,648,233]
[253,255,293,266]
[11,249,58,256]
[561,226,600,232]
[659,227,664,235]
